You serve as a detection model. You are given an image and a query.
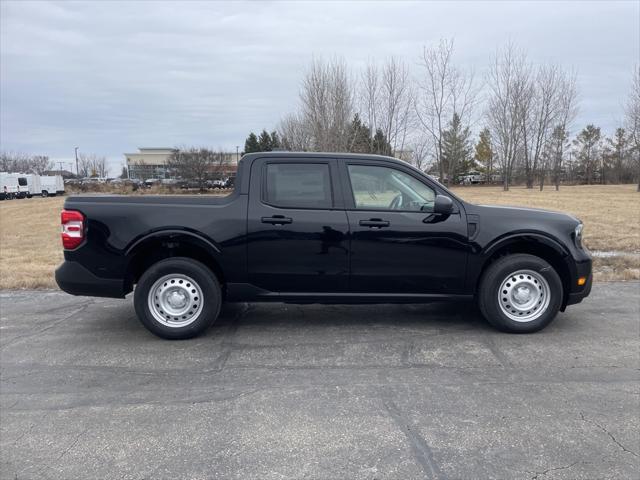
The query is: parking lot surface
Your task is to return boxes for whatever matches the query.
[1,283,638,479]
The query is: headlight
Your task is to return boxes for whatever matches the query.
[574,223,584,249]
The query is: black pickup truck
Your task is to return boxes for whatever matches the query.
[56,152,592,339]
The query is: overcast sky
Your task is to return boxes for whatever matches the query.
[1,0,638,174]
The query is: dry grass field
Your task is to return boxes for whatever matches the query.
[0,184,638,289]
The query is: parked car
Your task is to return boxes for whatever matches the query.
[144,178,161,188]
[55,152,592,339]
[460,171,484,185]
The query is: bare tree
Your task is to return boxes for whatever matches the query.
[625,65,640,191]
[300,57,354,151]
[549,72,579,190]
[378,57,415,156]
[212,149,234,178]
[520,65,564,189]
[278,112,312,151]
[486,43,530,190]
[0,151,52,173]
[416,39,476,184]
[77,153,107,178]
[77,153,92,178]
[30,155,53,174]
[167,147,215,189]
[407,136,432,171]
[93,156,107,178]
[360,61,379,151]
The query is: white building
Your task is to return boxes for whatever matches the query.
[125,148,176,180]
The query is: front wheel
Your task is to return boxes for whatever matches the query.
[134,257,222,339]
[478,254,563,333]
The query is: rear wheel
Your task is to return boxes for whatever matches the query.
[134,257,222,339]
[478,254,563,333]
[42,190,48,198]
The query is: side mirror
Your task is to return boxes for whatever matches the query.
[433,195,454,215]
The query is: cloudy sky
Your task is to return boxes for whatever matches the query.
[1,0,638,174]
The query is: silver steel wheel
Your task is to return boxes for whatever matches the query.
[498,269,551,322]
[147,274,204,328]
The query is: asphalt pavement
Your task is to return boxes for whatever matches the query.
[1,283,638,479]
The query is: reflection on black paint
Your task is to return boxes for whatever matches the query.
[319,226,347,255]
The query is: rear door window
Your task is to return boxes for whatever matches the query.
[264,163,333,209]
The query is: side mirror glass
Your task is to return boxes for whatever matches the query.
[433,195,454,215]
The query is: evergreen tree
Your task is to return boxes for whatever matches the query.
[441,113,473,183]
[607,128,629,183]
[372,128,392,156]
[573,125,601,184]
[270,131,281,150]
[120,165,128,179]
[347,114,372,153]
[474,128,493,177]
[258,129,273,152]
[244,132,260,154]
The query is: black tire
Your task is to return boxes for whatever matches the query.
[42,191,48,198]
[478,254,563,333]
[134,257,222,339]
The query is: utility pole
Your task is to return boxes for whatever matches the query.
[74,147,79,177]
[58,161,64,176]
[235,146,239,163]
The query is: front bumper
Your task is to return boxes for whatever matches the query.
[55,261,127,298]
[565,269,593,307]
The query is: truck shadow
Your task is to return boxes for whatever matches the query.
[215,301,490,333]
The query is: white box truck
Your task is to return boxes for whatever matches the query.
[25,174,42,198]
[41,175,65,197]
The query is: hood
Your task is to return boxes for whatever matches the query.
[469,203,581,226]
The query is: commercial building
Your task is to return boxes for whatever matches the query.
[125,148,175,180]
[125,148,238,180]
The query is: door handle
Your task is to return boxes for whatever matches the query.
[261,215,293,225]
[359,219,390,228]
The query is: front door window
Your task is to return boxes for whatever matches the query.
[347,165,435,212]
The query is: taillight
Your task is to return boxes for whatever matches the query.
[61,209,85,250]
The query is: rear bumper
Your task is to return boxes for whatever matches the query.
[55,261,127,298]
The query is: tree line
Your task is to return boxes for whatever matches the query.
[0,152,53,175]
[244,41,639,191]
[0,151,108,178]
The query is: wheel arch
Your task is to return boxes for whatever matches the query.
[476,233,573,309]
[124,230,226,294]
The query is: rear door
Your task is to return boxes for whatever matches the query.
[247,157,349,293]
[341,161,469,294]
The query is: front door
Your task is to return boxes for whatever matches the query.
[247,158,349,293]
[343,162,469,294]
